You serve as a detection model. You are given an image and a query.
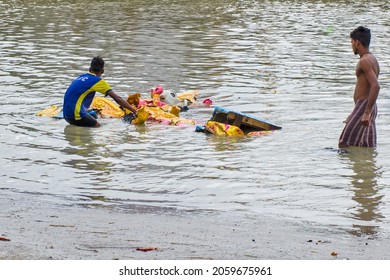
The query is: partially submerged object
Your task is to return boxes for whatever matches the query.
[35,105,61,117]
[36,92,280,135]
[35,90,198,126]
[91,96,126,118]
[196,106,282,136]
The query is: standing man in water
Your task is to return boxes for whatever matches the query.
[339,26,380,148]
[63,56,138,127]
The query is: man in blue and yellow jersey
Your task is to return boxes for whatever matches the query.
[63,56,137,127]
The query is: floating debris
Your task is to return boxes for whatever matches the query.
[136,247,158,252]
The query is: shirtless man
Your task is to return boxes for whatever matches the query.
[339,26,380,148]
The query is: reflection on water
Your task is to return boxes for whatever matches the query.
[62,125,113,176]
[63,125,95,151]
[341,148,383,236]
[206,134,252,152]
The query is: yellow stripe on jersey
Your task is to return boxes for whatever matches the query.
[73,80,111,120]
[91,80,111,95]
[74,90,91,120]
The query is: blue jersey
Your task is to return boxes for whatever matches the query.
[63,73,111,120]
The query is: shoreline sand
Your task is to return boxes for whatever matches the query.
[1,191,389,260]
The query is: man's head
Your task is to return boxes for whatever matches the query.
[350,26,371,54]
[89,56,105,76]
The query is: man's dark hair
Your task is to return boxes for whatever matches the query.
[90,56,105,72]
[350,26,371,48]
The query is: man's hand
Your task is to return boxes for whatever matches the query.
[361,112,370,126]
[123,112,137,123]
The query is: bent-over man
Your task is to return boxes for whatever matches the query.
[63,56,137,127]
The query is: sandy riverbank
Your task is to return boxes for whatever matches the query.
[0,191,389,260]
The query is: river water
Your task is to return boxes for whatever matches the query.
[1,0,390,242]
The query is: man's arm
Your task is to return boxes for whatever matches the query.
[361,59,380,126]
[106,90,138,114]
